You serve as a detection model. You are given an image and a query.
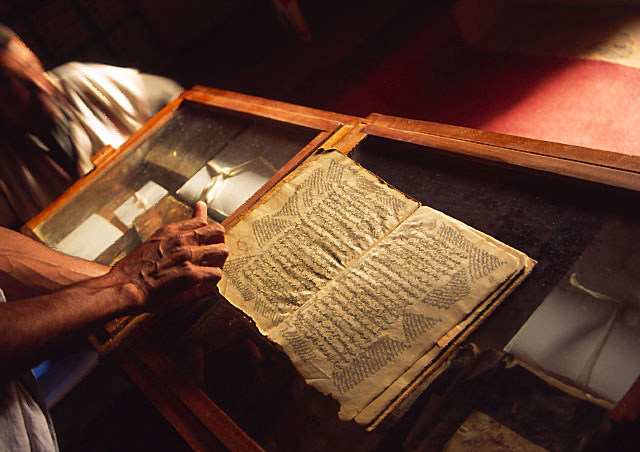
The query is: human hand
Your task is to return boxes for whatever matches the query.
[111,201,228,313]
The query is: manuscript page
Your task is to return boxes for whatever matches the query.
[269,206,526,420]
[219,151,419,333]
[219,150,530,423]
[355,252,535,427]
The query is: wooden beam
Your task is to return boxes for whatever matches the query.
[363,115,640,192]
[128,346,264,452]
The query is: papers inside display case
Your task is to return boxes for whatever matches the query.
[176,156,276,221]
[114,181,168,228]
[54,214,123,261]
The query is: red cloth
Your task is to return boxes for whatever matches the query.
[326,30,640,156]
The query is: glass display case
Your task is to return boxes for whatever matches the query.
[32,99,330,263]
[24,87,357,351]
[22,87,640,452]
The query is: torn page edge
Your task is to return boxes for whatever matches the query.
[360,257,535,429]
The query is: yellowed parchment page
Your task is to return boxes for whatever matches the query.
[218,150,419,334]
[354,219,536,427]
[356,258,535,427]
[219,150,530,423]
[268,206,526,420]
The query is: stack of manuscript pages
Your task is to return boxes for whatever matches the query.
[218,150,535,428]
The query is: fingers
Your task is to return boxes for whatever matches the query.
[162,243,228,271]
[192,201,207,221]
[170,265,223,303]
[169,215,209,232]
[163,201,210,233]
[169,279,221,309]
[176,264,223,288]
[191,243,229,267]
[192,223,225,245]
[160,218,225,244]
[125,203,228,311]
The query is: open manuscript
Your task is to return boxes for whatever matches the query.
[218,150,535,428]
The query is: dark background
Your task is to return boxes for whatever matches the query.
[0,0,458,115]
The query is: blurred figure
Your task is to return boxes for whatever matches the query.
[0,24,182,228]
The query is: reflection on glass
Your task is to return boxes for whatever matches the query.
[34,101,317,265]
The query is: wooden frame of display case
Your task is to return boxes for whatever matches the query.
[21,87,640,451]
[23,86,361,236]
[19,88,361,452]
[21,87,361,354]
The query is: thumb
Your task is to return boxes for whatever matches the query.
[192,201,207,221]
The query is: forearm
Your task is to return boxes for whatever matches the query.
[0,203,227,377]
[0,227,109,300]
[0,270,138,376]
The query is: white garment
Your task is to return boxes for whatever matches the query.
[47,62,183,176]
[0,63,182,228]
[0,290,58,452]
